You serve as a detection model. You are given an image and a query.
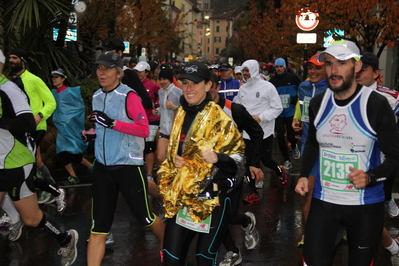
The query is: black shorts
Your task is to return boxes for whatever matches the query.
[32,130,46,145]
[144,141,157,154]
[90,162,156,234]
[0,164,36,201]
[159,133,170,139]
[57,151,83,166]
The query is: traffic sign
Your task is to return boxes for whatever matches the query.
[296,8,319,31]
[296,33,317,44]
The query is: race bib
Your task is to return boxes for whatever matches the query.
[280,94,290,108]
[301,96,312,122]
[321,149,359,192]
[145,125,159,142]
[176,207,212,233]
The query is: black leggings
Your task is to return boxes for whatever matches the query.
[275,116,296,161]
[223,183,249,252]
[245,136,280,193]
[163,191,231,266]
[303,198,384,266]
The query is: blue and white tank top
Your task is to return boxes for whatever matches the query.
[313,87,385,205]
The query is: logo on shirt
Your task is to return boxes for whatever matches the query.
[319,142,342,149]
[256,92,260,98]
[329,114,347,134]
[349,143,366,153]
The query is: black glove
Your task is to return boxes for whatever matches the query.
[89,111,114,128]
[81,128,96,142]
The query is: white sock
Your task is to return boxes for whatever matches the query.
[1,194,21,224]
[386,238,399,255]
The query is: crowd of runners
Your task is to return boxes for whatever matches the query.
[1,39,399,266]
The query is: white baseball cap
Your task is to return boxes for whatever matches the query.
[234,66,242,74]
[319,40,361,62]
[133,62,150,72]
[0,49,5,64]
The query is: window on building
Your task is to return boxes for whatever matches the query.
[216,48,220,54]
[214,37,221,43]
[216,20,220,23]
[216,26,220,32]
[204,3,209,9]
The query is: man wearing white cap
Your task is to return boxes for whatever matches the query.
[295,40,399,265]
[234,66,244,84]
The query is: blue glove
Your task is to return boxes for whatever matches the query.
[89,111,114,128]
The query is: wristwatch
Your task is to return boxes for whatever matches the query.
[38,112,44,118]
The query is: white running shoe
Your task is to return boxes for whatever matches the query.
[55,188,67,212]
[58,229,79,266]
[387,199,399,218]
[0,213,11,228]
[242,212,259,249]
[292,144,301,160]
[8,220,24,241]
[219,250,242,266]
[284,160,292,170]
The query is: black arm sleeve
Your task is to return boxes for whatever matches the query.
[122,69,152,109]
[231,103,263,168]
[366,91,399,180]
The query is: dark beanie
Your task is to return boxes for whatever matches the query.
[159,68,174,83]
[10,48,28,63]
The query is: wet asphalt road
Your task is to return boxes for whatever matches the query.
[0,138,397,266]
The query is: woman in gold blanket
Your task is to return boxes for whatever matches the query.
[158,61,245,265]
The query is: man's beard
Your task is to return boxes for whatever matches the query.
[327,70,355,94]
[9,61,23,73]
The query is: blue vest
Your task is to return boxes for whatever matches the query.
[92,84,144,166]
[298,79,328,151]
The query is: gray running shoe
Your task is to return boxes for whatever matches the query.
[219,250,242,266]
[283,160,292,170]
[387,199,399,218]
[8,220,24,241]
[55,188,67,212]
[255,181,263,189]
[106,232,114,246]
[38,191,52,204]
[292,144,301,160]
[58,229,79,266]
[242,212,259,249]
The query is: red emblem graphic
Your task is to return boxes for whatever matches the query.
[329,114,347,134]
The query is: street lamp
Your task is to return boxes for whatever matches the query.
[204,16,211,61]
